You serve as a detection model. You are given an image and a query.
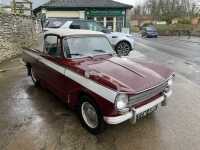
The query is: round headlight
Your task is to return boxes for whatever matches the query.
[115,94,128,110]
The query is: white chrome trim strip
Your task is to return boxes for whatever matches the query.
[24,50,117,103]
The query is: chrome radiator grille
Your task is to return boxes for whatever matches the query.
[128,82,168,106]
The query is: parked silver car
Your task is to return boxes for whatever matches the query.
[44,18,135,56]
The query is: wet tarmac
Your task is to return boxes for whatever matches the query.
[0,53,200,150]
[134,36,200,86]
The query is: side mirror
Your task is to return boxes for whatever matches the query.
[70,24,81,29]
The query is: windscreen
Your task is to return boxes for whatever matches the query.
[63,36,114,58]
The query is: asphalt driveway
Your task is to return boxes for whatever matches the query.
[134,36,200,86]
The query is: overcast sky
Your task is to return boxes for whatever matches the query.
[115,0,146,6]
[0,0,144,8]
[0,0,199,8]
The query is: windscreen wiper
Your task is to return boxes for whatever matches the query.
[70,53,82,56]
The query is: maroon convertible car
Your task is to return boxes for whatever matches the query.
[23,29,175,134]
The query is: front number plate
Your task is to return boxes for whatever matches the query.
[137,105,158,120]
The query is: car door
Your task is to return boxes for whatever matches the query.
[27,34,45,83]
[42,34,67,100]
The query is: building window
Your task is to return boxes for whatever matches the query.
[96,16,104,27]
[87,16,94,21]
[85,10,126,32]
[116,16,124,32]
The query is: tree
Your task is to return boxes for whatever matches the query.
[137,0,197,23]
[133,5,142,16]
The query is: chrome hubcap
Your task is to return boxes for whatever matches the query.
[116,42,131,56]
[81,102,98,129]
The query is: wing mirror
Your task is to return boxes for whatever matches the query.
[101,29,111,34]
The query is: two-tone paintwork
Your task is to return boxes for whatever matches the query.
[23,30,174,117]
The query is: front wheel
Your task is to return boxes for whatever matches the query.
[115,41,132,56]
[79,96,105,134]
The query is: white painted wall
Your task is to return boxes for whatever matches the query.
[79,11,85,19]
[46,11,85,18]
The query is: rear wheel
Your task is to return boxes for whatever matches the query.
[30,68,40,86]
[79,95,105,134]
[115,41,131,56]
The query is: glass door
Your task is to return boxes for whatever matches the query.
[106,17,114,31]
[116,16,123,32]
[96,17,104,27]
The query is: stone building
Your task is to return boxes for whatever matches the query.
[1,0,32,16]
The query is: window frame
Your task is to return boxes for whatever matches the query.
[43,34,64,59]
[62,35,114,59]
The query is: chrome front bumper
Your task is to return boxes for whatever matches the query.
[104,90,172,125]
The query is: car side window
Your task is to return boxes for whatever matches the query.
[44,35,62,57]
[85,21,105,32]
[70,20,89,30]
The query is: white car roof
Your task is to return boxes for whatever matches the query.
[45,29,104,37]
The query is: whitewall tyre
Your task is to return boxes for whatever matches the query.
[79,96,105,134]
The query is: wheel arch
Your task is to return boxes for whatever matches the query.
[68,90,99,109]
[68,89,115,116]
[78,91,100,109]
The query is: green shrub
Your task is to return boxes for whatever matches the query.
[155,24,193,36]
[178,19,191,24]
[142,23,153,27]
[131,26,140,33]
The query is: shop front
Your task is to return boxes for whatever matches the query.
[33,0,132,32]
[86,10,126,32]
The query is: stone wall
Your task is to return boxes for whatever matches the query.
[0,13,36,63]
